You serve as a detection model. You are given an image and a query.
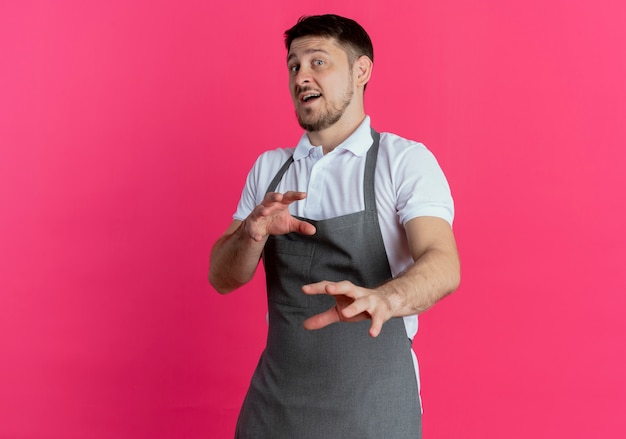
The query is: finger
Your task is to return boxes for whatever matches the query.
[301,281,333,296]
[369,313,385,338]
[340,298,368,319]
[282,191,307,203]
[303,308,341,331]
[293,219,316,235]
[262,192,283,205]
[339,288,382,318]
[324,281,361,299]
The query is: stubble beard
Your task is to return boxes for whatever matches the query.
[296,77,354,132]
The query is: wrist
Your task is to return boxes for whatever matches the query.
[241,218,269,244]
[376,284,405,317]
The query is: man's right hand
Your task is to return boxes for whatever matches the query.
[244,191,316,242]
[209,191,315,293]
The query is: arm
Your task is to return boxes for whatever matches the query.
[209,219,262,294]
[302,216,460,336]
[378,216,460,315]
[209,191,316,294]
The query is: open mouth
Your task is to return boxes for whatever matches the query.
[301,93,321,103]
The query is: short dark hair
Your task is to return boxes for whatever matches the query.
[284,14,374,64]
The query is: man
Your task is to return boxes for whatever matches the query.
[210,14,460,439]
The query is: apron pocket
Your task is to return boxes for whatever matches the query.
[264,237,314,308]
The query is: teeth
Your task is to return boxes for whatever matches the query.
[303,93,321,102]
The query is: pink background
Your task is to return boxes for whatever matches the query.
[1,1,625,438]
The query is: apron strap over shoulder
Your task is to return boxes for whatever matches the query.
[266,156,294,194]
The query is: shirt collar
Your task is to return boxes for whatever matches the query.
[293,116,373,161]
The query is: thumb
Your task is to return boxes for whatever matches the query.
[294,219,316,235]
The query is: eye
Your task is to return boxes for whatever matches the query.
[289,64,300,73]
[313,59,325,66]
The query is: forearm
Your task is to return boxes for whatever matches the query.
[378,247,460,316]
[209,220,267,294]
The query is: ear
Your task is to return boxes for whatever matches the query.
[353,55,373,87]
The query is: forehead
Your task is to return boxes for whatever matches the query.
[287,36,348,61]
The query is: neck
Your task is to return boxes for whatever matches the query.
[307,112,366,154]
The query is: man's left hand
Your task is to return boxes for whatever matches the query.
[301,281,394,338]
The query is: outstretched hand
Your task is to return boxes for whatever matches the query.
[245,191,316,241]
[302,281,394,338]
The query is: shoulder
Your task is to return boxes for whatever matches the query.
[377,131,442,172]
[252,147,295,168]
[245,146,296,191]
[248,147,295,179]
[234,146,296,221]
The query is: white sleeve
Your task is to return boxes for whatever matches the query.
[233,161,261,221]
[232,148,294,221]
[392,140,454,226]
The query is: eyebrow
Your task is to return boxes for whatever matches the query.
[286,48,330,63]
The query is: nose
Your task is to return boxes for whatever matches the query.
[294,66,311,86]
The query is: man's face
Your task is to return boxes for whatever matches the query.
[287,36,356,132]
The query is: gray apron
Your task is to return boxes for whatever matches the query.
[235,130,422,438]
